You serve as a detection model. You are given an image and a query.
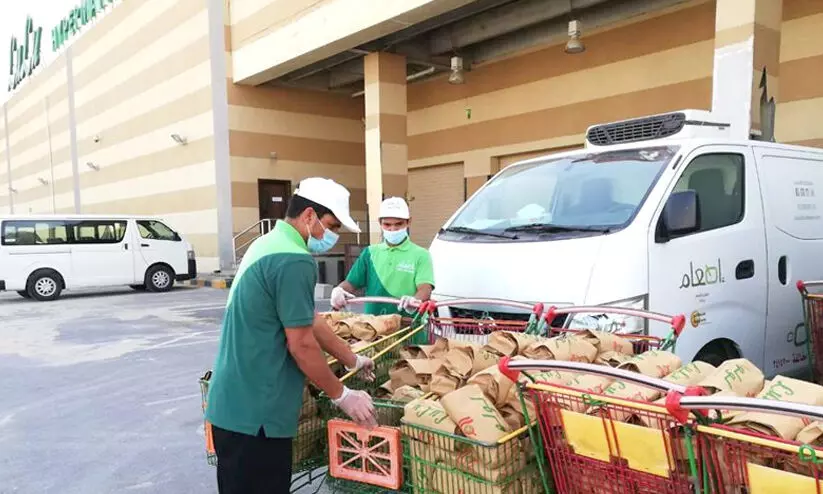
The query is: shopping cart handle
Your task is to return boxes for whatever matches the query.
[670,393,823,423]
[499,357,688,394]
[346,296,403,306]
[544,305,686,334]
[430,298,537,311]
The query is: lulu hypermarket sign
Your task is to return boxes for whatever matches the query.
[52,0,118,52]
[8,0,117,91]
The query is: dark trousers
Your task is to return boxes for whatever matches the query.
[213,425,293,494]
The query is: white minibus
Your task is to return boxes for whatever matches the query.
[429,109,823,378]
[0,215,196,301]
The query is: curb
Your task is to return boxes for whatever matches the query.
[182,278,234,290]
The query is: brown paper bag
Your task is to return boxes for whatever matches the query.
[442,443,527,482]
[331,318,356,339]
[375,380,395,399]
[391,385,426,403]
[467,365,516,408]
[349,340,372,353]
[602,380,661,402]
[430,365,463,396]
[663,361,716,386]
[441,384,511,443]
[485,331,543,356]
[618,350,682,377]
[400,344,440,360]
[575,329,634,355]
[522,335,598,362]
[299,386,318,420]
[445,344,500,378]
[403,398,459,449]
[698,358,765,397]
[796,421,823,445]
[320,311,356,324]
[350,314,402,341]
[595,351,633,367]
[529,369,578,386]
[728,375,823,440]
[389,358,444,390]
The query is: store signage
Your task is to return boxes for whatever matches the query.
[52,0,117,52]
[8,17,43,91]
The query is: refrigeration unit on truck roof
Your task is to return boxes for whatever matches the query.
[584,110,734,148]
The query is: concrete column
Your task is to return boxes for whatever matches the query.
[711,0,783,140]
[364,52,407,245]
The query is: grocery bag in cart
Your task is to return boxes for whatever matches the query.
[502,306,693,494]
[797,280,823,383]
[196,298,432,493]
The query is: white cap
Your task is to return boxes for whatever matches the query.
[294,177,361,233]
[379,197,410,220]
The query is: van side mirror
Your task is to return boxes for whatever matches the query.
[656,190,700,242]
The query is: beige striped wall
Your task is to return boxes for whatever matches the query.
[1,0,223,272]
[776,0,823,147]
[222,4,367,253]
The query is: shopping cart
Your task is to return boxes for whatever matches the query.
[797,280,823,383]
[500,307,690,494]
[663,393,823,494]
[424,298,548,344]
[197,298,433,493]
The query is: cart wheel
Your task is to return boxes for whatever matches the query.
[694,339,740,367]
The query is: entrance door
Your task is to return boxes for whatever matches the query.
[258,180,291,233]
[647,145,767,369]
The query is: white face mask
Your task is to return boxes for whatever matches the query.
[382,228,408,245]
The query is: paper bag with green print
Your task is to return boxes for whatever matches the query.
[441,384,512,443]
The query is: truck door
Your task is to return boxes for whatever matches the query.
[754,147,823,377]
[647,145,768,368]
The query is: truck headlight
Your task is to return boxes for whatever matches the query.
[564,294,648,335]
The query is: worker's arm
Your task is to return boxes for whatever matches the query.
[414,283,434,301]
[286,325,344,399]
[313,314,357,368]
[414,250,436,301]
[332,249,369,309]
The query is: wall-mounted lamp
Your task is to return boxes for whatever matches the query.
[38,177,49,186]
[269,152,278,161]
[93,134,101,143]
[86,162,100,171]
[9,187,18,194]
[565,20,585,54]
[448,56,465,85]
[170,133,188,145]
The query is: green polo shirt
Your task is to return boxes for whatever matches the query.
[346,237,435,319]
[205,221,315,438]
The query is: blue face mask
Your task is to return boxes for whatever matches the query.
[383,228,408,245]
[307,218,339,254]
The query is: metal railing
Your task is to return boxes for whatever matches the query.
[232,219,273,266]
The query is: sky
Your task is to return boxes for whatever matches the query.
[1,0,91,104]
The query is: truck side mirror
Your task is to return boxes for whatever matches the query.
[656,190,700,242]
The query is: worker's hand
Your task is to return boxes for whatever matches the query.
[346,355,375,382]
[398,295,421,313]
[331,286,355,310]
[332,387,377,428]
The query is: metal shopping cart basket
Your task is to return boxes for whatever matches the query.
[426,298,550,345]
[500,307,690,494]
[797,280,823,383]
[197,298,433,493]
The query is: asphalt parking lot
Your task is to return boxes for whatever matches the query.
[0,286,331,494]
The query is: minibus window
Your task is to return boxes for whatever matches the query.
[137,221,179,241]
[1,221,69,245]
[446,146,678,239]
[67,220,127,244]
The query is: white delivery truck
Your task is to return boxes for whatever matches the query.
[0,215,196,301]
[429,109,823,377]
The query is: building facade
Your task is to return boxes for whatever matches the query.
[1,0,821,273]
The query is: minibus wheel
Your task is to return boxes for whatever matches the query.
[145,265,174,293]
[26,269,64,302]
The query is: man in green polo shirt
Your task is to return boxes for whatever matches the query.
[331,197,435,343]
[205,177,376,493]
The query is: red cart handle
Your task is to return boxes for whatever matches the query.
[798,280,823,294]
[544,305,686,336]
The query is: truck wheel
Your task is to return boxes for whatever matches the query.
[694,340,740,367]
[26,269,64,302]
[17,290,31,299]
[145,265,174,293]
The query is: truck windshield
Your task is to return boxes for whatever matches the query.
[446,146,678,238]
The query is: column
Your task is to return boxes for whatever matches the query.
[364,52,407,245]
[712,0,783,140]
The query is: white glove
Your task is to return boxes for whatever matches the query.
[331,286,354,310]
[346,355,375,382]
[398,295,421,313]
[332,387,377,428]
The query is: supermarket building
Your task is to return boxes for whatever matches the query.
[0,0,821,274]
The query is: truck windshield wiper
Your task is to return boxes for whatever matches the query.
[440,226,518,239]
[503,223,611,233]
